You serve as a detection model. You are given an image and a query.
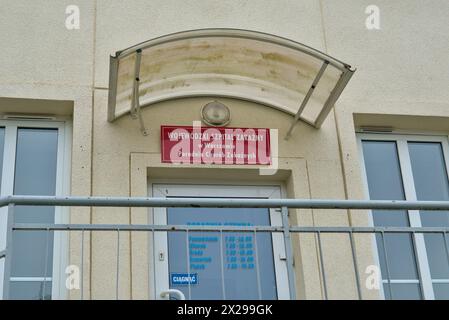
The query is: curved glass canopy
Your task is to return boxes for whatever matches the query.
[107,29,355,135]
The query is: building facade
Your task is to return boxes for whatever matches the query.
[0,0,448,300]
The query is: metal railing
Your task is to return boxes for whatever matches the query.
[1,195,449,300]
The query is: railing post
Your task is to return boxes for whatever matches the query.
[348,231,362,299]
[281,206,296,300]
[3,204,14,300]
[316,231,328,300]
[116,228,120,300]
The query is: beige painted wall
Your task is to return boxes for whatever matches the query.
[1,0,448,299]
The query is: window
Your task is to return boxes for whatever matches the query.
[358,134,449,300]
[0,120,70,300]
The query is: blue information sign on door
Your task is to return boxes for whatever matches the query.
[171,273,198,285]
[167,207,278,300]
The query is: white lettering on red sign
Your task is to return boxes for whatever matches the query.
[161,125,271,165]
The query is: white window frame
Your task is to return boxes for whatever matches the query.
[0,119,71,300]
[357,132,449,300]
[149,183,290,300]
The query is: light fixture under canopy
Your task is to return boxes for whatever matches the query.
[107,28,355,137]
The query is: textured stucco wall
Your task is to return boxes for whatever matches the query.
[1,0,448,300]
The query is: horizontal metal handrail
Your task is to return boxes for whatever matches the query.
[11,223,449,233]
[0,195,449,210]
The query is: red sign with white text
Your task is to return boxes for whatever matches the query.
[161,125,271,165]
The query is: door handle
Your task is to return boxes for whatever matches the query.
[160,289,186,300]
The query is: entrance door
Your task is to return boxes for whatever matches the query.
[152,184,290,300]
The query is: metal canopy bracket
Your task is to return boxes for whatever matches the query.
[285,61,329,139]
[285,62,355,139]
[131,49,148,136]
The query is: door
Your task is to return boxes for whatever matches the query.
[151,184,290,300]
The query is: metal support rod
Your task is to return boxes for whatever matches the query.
[253,230,263,300]
[380,232,393,299]
[316,231,328,300]
[411,232,426,299]
[219,230,226,300]
[0,250,5,259]
[135,78,148,136]
[443,232,449,274]
[130,49,148,135]
[314,67,354,128]
[107,56,119,122]
[152,226,156,300]
[2,204,14,299]
[1,196,449,211]
[285,61,328,139]
[186,229,191,300]
[348,231,362,299]
[443,231,449,265]
[42,228,50,300]
[130,50,142,119]
[116,229,120,300]
[281,206,296,300]
[80,229,84,301]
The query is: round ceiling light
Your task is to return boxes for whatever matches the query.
[201,101,231,127]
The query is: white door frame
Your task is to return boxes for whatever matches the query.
[357,132,449,300]
[149,183,290,300]
[0,119,71,300]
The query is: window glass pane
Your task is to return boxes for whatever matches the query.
[423,234,449,279]
[362,141,409,226]
[383,283,421,300]
[11,231,54,277]
[362,141,419,280]
[433,283,449,300]
[362,141,406,201]
[376,233,419,279]
[13,128,58,196]
[9,281,52,300]
[408,142,449,227]
[11,128,58,280]
[408,142,449,202]
[0,127,5,193]
[408,142,449,281]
